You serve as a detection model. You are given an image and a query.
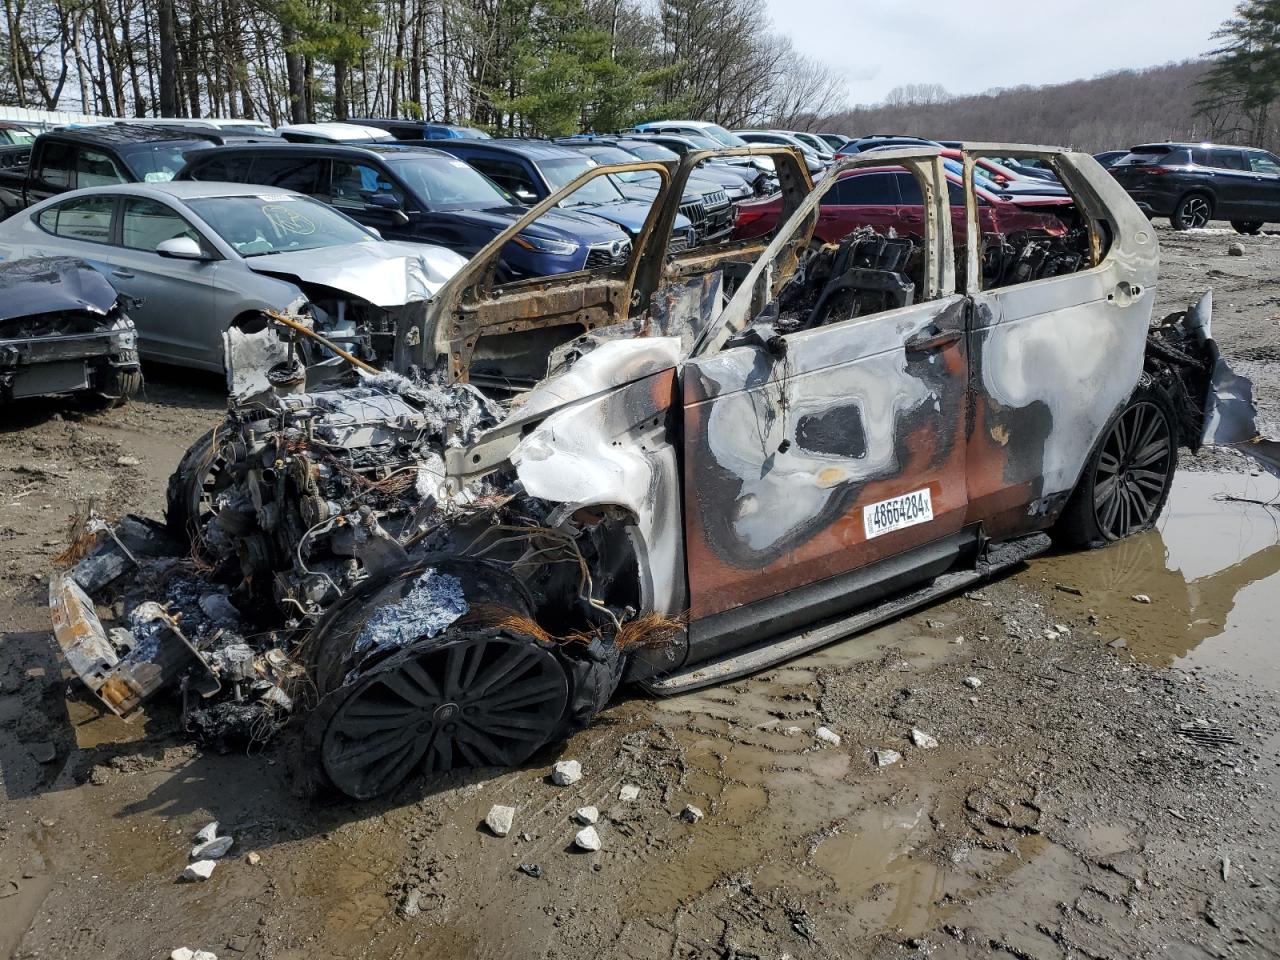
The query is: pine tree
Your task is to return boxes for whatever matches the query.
[1196,0,1280,144]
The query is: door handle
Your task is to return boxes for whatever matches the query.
[905,328,962,353]
[112,269,135,279]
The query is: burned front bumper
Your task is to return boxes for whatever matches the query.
[0,320,138,401]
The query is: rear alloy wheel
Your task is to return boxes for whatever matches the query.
[320,630,569,799]
[1171,194,1212,230]
[1231,220,1263,235]
[1054,391,1176,548]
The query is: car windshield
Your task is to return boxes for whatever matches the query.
[941,158,1001,192]
[186,194,376,257]
[121,142,198,182]
[583,146,659,184]
[699,124,747,147]
[538,157,625,205]
[624,143,678,162]
[389,155,507,206]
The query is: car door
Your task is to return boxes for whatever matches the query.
[817,171,903,241]
[680,157,970,647]
[961,149,1158,539]
[1199,148,1254,219]
[1245,151,1280,221]
[107,196,216,366]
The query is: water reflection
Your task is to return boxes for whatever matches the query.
[1031,471,1280,686]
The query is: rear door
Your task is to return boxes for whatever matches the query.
[1200,148,1254,219]
[681,154,970,632]
[817,171,903,241]
[960,148,1158,538]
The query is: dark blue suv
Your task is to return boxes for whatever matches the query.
[175,142,635,279]
[349,118,491,141]
[418,138,695,248]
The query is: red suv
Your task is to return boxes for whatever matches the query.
[732,165,1071,244]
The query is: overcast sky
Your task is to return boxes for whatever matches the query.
[765,0,1239,107]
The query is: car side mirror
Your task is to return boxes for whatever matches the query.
[366,192,401,210]
[155,236,207,260]
[725,322,788,358]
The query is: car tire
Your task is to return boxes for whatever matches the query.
[165,426,231,546]
[82,359,142,409]
[1231,220,1263,235]
[1052,385,1177,549]
[1170,193,1213,230]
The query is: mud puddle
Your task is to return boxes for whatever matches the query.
[1028,469,1280,688]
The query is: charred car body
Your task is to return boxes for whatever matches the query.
[0,256,140,404]
[51,145,1244,799]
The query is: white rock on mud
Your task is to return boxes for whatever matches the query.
[680,805,705,823]
[551,760,582,786]
[814,726,842,746]
[486,804,516,837]
[574,826,602,852]
[910,729,939,749]
[180,860,216,882]
[873,749,902,767]
[194,822,219,843]
[190,835,234,859]
[170,950,217,960]
[573,806,599,825]
[963,676,983,689]
[1131,594,1152,604]
[618,784,641,801]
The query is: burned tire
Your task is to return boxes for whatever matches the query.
[300,557,621,800]
[319,629,571,799]
[1231,220,1263,235]
[165,426,232,545]
[1170,193,1212,230]
[1053,386,1176,548]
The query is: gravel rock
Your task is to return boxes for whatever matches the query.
[190,836,234,860]
[180,860,216,882]
[573,806,599,825]
[29,741,56,763]
[1131,594,1152,604]
[814,726,842,746]
[574,826,602,851]
[963,676,983,689]
[874,749,902,767]
[1228,241,1245,257]
[245,852,261,866]
[551,760,582,786]
[485,804,516,837]
[618,784,641,801]
[194,822,219,843]
[170,950,217,960]
[680,805,704,823]
[910,729,939,749]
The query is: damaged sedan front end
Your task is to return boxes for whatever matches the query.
[50,145,1264,799]
[0,256,140,405]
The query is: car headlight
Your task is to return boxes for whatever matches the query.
[511,233,580,255]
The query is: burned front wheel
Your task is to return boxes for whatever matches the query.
[1054,388,1176,548]
[320,629,570,799]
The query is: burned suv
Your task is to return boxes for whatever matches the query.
[51,145,1231,799]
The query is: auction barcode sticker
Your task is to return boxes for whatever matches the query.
[863,488,934,540]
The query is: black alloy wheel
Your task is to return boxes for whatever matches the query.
[1054,390,1177,548]
[320,629,569,799]
[1172,194,1212,230]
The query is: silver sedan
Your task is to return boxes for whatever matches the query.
[0,182,466,373]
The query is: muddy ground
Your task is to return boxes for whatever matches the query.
[2,225,1279,960]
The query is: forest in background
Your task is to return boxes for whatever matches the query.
[0,0,1276,151]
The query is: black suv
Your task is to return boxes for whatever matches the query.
[1110,142,1280,233]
